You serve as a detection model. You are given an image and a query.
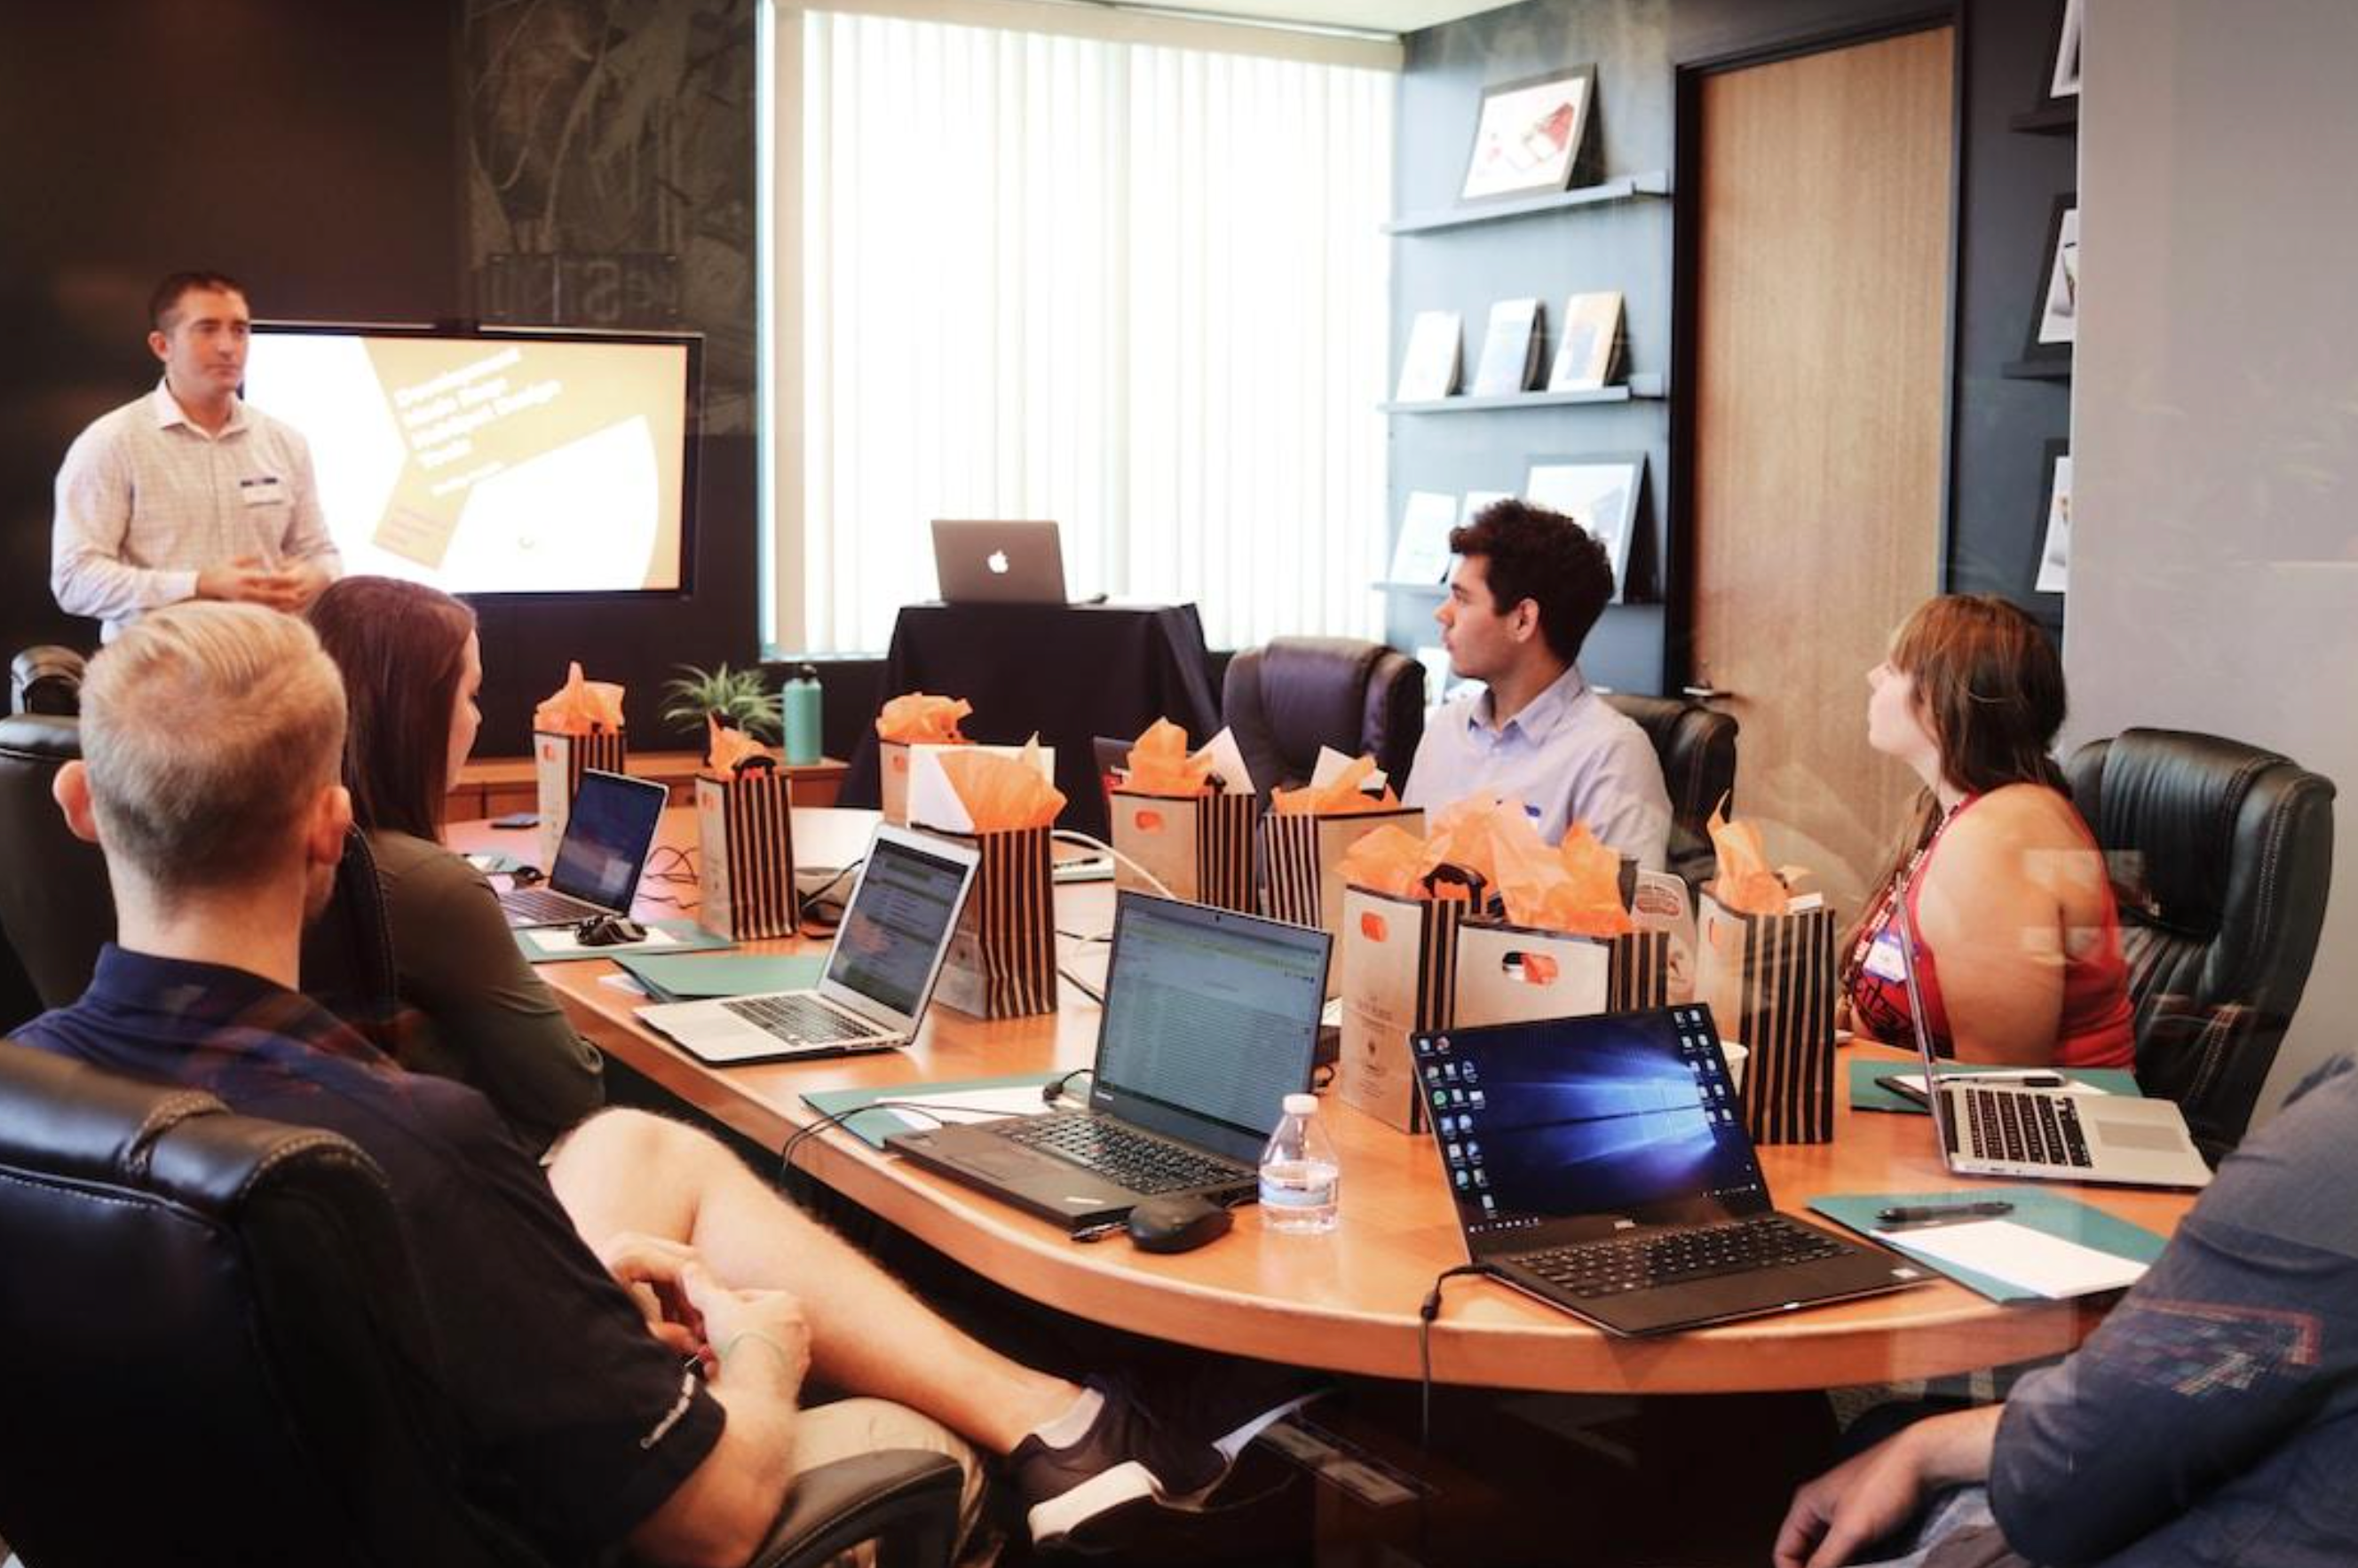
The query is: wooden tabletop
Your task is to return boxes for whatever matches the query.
[453,808,2196,1396]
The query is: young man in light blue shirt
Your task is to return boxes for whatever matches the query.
[1402,499,1672,871]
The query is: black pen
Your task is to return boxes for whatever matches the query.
[1876,1200,2015,1226]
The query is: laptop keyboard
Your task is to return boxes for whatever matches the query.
[1516,1215,1848,1299]
[1958,1087,2093,1168]
[1001,1113,1247,1195]
[721,994,883,1045]
[502,886,605,923]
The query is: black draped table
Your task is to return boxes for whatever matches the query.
[840,602,1223,840]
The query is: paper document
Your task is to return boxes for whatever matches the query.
[1887,1072,2109,1097]
[1878,1219,2147,1299]
[874,1086,1055,1132]
[532,925,683,955]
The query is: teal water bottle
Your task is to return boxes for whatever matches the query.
[782,663,823,765]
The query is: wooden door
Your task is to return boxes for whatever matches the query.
[1689,26,1953,916]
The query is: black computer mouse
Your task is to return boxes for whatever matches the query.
[577,915,648,946]
[1126,1194,1233,1255]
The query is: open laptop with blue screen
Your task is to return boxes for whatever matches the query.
[1419,1006,1924,1336]
[635,826,981,1065]
[886,891,1332,1232]
[497,770,669,928]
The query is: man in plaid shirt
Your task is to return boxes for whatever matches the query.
[51,270,341,640]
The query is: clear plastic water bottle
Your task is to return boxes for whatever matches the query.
[1259,1092,1340,1233]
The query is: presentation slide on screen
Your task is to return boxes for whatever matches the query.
[243,334,688,593]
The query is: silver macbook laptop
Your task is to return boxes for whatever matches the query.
[637,826,980,1065]
[932,519,1068,604]
[1894,893,2212,1189]
[885,892,1332,1231]
[1421,1008,1924,1337]
[498,770,669,928]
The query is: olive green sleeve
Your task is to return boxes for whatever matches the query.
[376,835,605,1145]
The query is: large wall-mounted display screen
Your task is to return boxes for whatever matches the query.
[244,324,700,595]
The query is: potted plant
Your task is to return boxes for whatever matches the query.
[660,662,783,742]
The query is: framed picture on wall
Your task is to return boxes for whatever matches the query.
[1525,453,1646,602]
[2036,440,2072,595]
[1458,64,1598,202]
[2044,0,2084,106]
[2021,194,2078,363]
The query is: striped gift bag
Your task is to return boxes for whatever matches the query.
[533,725,627,870]
[693,765,798,941]
[1696,895,1838,1144]
[929,826,1057,1019]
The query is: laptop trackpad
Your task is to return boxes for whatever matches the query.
[2096,1119,2193,1152]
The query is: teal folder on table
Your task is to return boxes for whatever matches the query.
[513,916,734,965]
[614,952,827,1003]
[1809,1186,2168,1303]
[802,1073,1063,1150]
[1848,1058,2143,1113]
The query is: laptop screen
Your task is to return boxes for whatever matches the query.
[1089,893,1332,1164]
[1415,1007,1768,1246]
[825,831,974,1017]
[550,771,667,907]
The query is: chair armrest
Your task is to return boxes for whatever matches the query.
[746,1448,965,1568]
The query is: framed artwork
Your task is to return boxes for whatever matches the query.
[2044,0,2083,106]
[1458,65,1597,203]
[2022,194,2078,363]
[2036,441,2072,595]
[1524,453,1646,602]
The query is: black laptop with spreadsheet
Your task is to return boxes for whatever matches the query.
[886,891,1331,1232]
[1420,1008,1924,1336]
[496,770,669,928]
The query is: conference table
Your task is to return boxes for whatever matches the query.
[454,806,2197,1398]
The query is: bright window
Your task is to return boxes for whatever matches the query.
[769,5,1395,653]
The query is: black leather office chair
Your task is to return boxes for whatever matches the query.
[0,1040,965,1568]
[1222,637,1425,801]
[10,644,84,717]
[0,713,400,1039]
[2065,727,2336,1161]
[0,713,111,1010]
[1601,693,1739,894]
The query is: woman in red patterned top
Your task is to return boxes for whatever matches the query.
[1840,595,2135,1070]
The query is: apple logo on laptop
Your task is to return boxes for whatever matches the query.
[986,550,1011,574]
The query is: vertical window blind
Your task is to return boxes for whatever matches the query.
[786,7,1394,653]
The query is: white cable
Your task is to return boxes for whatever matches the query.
[1049,828,1176,899]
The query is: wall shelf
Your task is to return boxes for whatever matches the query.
[2002,358,2072,381]
[1383,171,1672,236]
[1381,373,1666,414]
[1374,580,1449,596]
[2007,103,2078,136]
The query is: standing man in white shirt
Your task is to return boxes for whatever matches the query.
[51,271,340,640]
[1403,498,1673,870]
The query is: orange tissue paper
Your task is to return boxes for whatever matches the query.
[1336,825,1433,899]
[1271,754,1400,817]
[534,661,625,735]
[1707,804,1808,916]
[705,713,771,774]
[937,737,1065,830]
[1121,718,1217,797]
[875,693,972,745]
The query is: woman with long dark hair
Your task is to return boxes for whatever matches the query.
[309,575,603,1143]
[1841,594,2134,1068]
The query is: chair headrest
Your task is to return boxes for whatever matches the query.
[12,645,85,717]
[0,710,83,766]
[2069,727,2299,933]
[1254,638,1385,762]
[0,1039,225,1186]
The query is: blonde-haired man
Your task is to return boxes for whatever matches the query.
[19,603,1289,1564]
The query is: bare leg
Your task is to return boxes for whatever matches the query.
[549,1109,1080,1453]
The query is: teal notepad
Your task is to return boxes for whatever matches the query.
[513,917,735,965]
[1848,1059,2143,1114]
[615,953,828,1003]
[802,1073,1063,1150]
[463,850,533,876]
[1810,1186,2167,1303]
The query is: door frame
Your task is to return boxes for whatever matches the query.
[1664,7,1967,694]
